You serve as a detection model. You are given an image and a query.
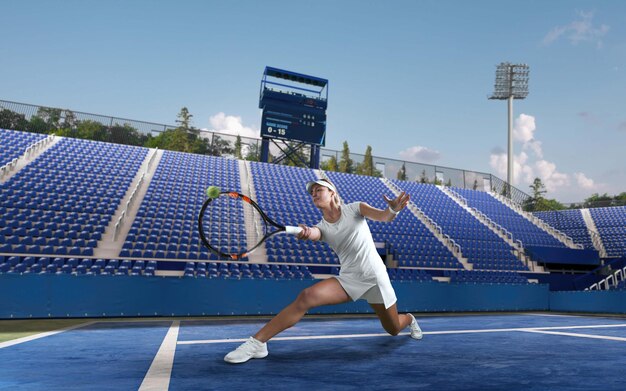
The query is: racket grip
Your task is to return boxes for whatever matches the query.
[285,226,303,235]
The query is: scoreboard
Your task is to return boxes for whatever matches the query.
[260,102,326,146]
[259,67,328,147]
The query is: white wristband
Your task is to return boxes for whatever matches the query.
[388,206,399,215]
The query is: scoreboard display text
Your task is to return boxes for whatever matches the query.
[260,104,326,146]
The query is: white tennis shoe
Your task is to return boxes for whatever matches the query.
[408,313,423,340]
[224,337,268,364]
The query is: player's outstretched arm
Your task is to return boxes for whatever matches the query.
[297,225,322,241]
[360,191,410,222]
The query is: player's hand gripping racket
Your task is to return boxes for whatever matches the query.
[198,189,302,259]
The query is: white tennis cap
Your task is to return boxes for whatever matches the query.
[306,179,337,194]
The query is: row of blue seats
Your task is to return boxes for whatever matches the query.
[185,262,299,272]
[397,259,460,268]
[2,200,116,214]
[1,226,104,239]
[118,249,237,261]
[0,243,95,256]
[1,235,99,247]
[127,222,202,233]
[184,262,314,280]
[445,269,529,284]
[0,190,120,205]
[0,255,155,269]
[0,129,47,165]
[0,221,106,233]
[472,262,527,271]
[268,255,339,264]
[0,256,157,276]
[266,248,335,258]
[395,254,458,263]
[387,268,433,281]
[122,242,206,251]
[126,229,243,241]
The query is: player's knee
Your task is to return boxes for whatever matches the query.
[296,288,317,309]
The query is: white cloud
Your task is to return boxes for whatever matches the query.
[542,11,609,48]
[489,150,535,186]
[399,145,441,163]
[489,113,602,200]
[535,159,570,192]
[525,140,543,159]
[206,112,259,139]
[513,113,536,143]
[514,113,543,159]
[575,172,595,189]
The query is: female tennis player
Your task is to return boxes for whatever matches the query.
[224,178,422,364]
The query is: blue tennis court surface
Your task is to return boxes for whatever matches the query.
[1,313,625,390]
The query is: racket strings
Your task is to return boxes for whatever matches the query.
[200,194,265,256]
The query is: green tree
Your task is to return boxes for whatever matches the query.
[110,123,147,146]
[76,120,108,141]
[26,116,49,133]
[523,177,551,211]
[614,192,626,206]
[530,177,547,200]
[321,155,338,172]
[0,109,29,131]
[245,142,260,161]
[145,108,210,153]
[338,141,354,173]
[419,169,429,184]
[189,133,211,154]
[171,128,192,151]
[355,145,382,177]
[176,107,196,134]
[500,184,510,198]
[541,198,566,210]
[445,179,452,187]
[207,134,233,156]
[145,128,175,150]
[357,145,375,176]
[234,135,243,159]
[397,163,407,181]
[37,107,63,130]
[51,127,77,138]
[584,193,613,208]
[473,179,479,190]
[144,127,191,152]
[61,110,77,129]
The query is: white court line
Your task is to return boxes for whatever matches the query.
[177,323,626,345]
[139,320,180,391]
[522,313,591,318]
[521,329,626,342]
[0,321,96,349]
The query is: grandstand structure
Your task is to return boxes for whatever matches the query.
[1,128,626,318]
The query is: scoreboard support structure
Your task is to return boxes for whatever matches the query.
[259,67,328,169]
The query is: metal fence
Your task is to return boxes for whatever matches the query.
[0,98,534,205]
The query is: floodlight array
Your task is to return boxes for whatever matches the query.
[489,62,529,100]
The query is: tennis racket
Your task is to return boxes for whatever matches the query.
[197,191,302,260]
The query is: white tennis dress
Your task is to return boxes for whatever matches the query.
[315,202,397,309]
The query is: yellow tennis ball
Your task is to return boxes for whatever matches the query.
[206,186,221,198]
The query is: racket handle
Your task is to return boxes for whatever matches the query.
[284,226,303,235]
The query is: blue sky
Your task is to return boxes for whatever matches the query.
[3,0,625,202]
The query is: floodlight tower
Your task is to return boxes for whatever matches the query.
[489,62,529,197]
